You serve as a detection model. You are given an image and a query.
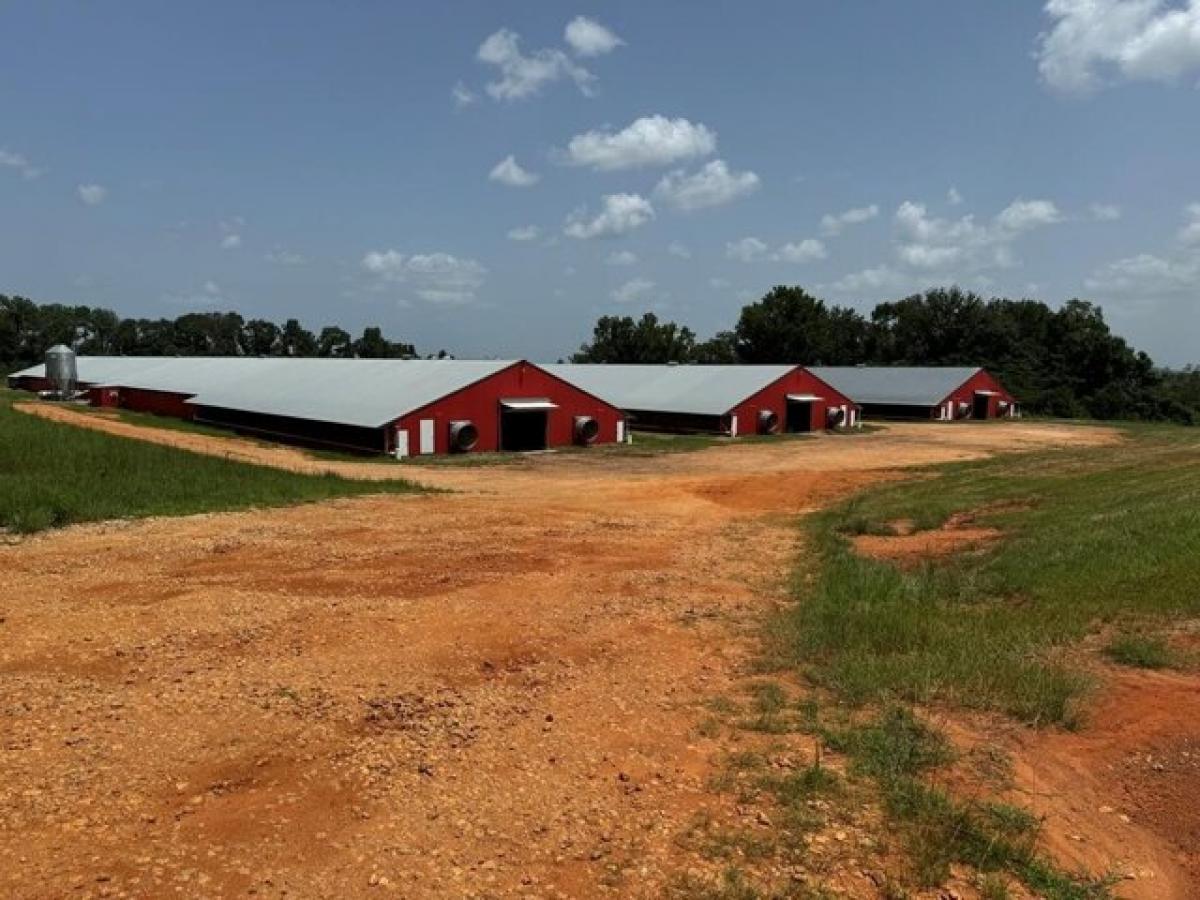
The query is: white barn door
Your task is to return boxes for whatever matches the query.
[419,419,435,454]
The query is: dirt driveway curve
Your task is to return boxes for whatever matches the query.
[3,413,1159,899]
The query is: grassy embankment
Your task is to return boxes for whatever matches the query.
[691,423,1198,899]
[0,390,422,533]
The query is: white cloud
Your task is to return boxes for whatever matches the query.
[893,197,1062,271]
[564,193,655,239]
[564,16,623,57]
[948,187,964,206]
[654,159,760,211]
[451,81,478,108]
[489,154,540,187]
[561,115,716,170]
[507,225,540,242]
[1086,251,1200,294]
[667,241,692,259]
[726,235,827,263]
[994,198,1064,232]
[775,239,828,263]
[220,233,242,250]
[611,277,656,304]
[265,248,305,265]
[725,236,769,262]
[361,250,487,304]
[477,27,595,100]
[0,149,42,180]
[820,204,880,236]
[77,184,107,206]
[824,265,912,294]
[1037,0,1200,92]
[709,277,730,290]
[1178,202,1200,244]
[606,249,638,266]
[1090,203,1123,221]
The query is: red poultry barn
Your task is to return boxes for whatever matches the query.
[545,364,860,436]
[8,356,627,455]
[808,367,1018,420]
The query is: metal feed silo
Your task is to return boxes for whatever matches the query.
[45,344,78,398]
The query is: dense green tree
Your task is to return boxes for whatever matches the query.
[572,313,696,363]
[732,286,869,364]
[317,326,353,358]
[279,318,317,357]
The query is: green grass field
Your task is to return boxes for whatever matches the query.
[0,390,421,533]
[736,424,1200,897]
[770,423,1200,727]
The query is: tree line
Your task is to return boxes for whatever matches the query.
[0,295,424,370]
[572,286,1198,423]
[3,286,1196,423]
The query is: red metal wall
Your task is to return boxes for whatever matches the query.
[391,361,626,455]
[727,368,858,435]
[117,387,196,419]
[942,369,1017,419]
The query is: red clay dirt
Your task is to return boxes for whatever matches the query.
[3,413,1188,899]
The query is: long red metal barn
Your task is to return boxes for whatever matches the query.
[6,356,627,455]
[545,364,860,435]
[808,366,1018,420]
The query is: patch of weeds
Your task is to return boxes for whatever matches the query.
[706,695,740,716]
[823,706,952,780]
[1103,633,1175,670]
[741,681,796,734]
[697,716,724,739]
[276,686,302,703]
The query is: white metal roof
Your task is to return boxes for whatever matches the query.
[11,357,519,428]
[807,366,983,406]
[544,364,798,416]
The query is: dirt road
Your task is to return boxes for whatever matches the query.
[6,417,1183,899]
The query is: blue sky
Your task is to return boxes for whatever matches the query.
[2,1,1198,363]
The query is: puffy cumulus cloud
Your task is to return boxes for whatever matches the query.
[725,236,769,262]
[611,277,656,304]
[948,187,964,206]
[654,159,760,212]
[775,239,828,263]
[564,193,655,239]
[1037,0,1200,92]
[220,233,242,250]
[489,154,540,187]
[564,16,623,57]
[562,115,716,171]
[893,198,1063,271]
[361,250,487,304]
[667,241,692,259]
[477,27,595,100]
[507,224,540,242]
[605,249,638,266]
[0,148,42,180]
[726,236,827,264]
[77,183,107,206]
[1090,203,1123,221]
[994,198,1064,232]
[820,204,880,236]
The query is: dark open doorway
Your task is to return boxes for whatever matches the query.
[500,410,549,451]
[786,400,813,433]
[972,394,991,419]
